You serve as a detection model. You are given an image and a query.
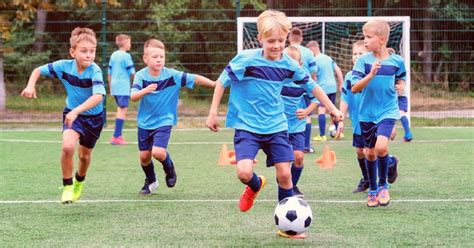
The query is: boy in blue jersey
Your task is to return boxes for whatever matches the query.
[109,34,135,145]
[306,41,344,142]
[288,27,318,154]
[21,27,106,204]
[282,45,318,198]
[131,39,215,195]
[351,20,406,207]
[206,10,342,238]
[339,41,399,194]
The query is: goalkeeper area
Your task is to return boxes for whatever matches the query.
[0,127,473,246]
[238,16,411,116]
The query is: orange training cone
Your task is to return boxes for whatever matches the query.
[218,144,231,165]
[316,145,337,169]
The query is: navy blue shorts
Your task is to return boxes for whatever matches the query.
[137,126,172,151]
[352,134,365,148]
[303,95,313,116]
[360,119,396,148]
[62,108,104,149]
[398,96,408,112]
[114,95,130,108]
[289,132,305,152]
[234,129,294,167]
[318,93,336,107]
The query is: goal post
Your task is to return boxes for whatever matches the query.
[237,16,411,124]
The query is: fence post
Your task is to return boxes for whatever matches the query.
[367,0,372,16]
[101,0,107,125]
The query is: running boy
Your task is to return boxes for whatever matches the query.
[306,40,344,141]
[206,10,342,238]
[21,27,106,204]
[338,41,398,193]
[109,34,135,145]
[282,45,318,198]
[131,39,215,195]
[351,20,406,207]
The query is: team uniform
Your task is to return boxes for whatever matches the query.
[39,59,106,148]
[397,87,413,141]
[220,48,318,201]
[131,67,196,191]
[313,53,338,138]
[351,52,406,196]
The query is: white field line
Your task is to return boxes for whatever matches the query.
[0,198,473,204]
[0,138,472,145]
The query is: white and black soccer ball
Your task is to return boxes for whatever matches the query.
[274,196,313,235]
[328,124,337,138]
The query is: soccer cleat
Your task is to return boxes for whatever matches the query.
[239,175,266,212]
[110,136,127,145]
[388,155,399,184]
[367,191,378,207]
[403,133,413,142]
[277,230,307,239]
[352,178,369,193]
[303,147,315,154]
[72,178,84,202]
[61,185,73,204]
[377,186,390,206]
[163,163,177,188]
[312,135,327,142]
[293,186,305,198]
[139,179,159,195]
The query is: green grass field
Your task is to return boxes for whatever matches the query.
[0,127,473,246]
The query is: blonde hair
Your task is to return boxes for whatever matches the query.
[70,27,96,48]
[144,39,165,53]
[288,27,303,44]
[352,40,365,49]
[115,34,131,48]
[283,45,301,62]
[257,10,292,38]
[363,20,390,39]
[306,40,319,49]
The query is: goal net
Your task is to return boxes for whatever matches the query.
[237,16,411,120]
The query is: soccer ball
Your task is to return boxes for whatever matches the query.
[274,196,313,235]
[328,124,337,138]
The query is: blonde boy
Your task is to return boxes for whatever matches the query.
[206,10,342,238]
[351,20,406,207]
[131,39,214,195]
[109,34,135,145]
[21,27,106,203]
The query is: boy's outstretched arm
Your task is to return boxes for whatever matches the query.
[206,80,224,132]
[194,75,216,88]
[130,83,157,102]
[21,68,41,99]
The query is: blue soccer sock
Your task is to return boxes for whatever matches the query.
[377,155,389,187]
[365,159,377,191]
[318,114,326,136]
[160,152,174,173]
[246,173,261,193]
[400,116,412,136]
[278,186,294,201]
[358,158,368,181]
[141,161,156,182]
[113,118,124,138]
[291,163,304,187]
[304,123,312,149]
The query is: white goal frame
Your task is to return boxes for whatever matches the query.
[237,16,411,123]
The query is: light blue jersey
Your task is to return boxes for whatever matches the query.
[131,67,196,129]
[282,81,317,134]
[314,53,337,94]
[39,59,105,115]
[109,50,135,96]
[341,71,362,135]
[219,48,317,134]
[351,52,406,123]
[296,45,317,76]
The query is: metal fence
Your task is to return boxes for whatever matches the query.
[0,1,473,128]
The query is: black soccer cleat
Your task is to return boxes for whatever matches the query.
[293,186,305,198]
[388,155,399,184]
[139,179,158,195]
[163,162,177,188]
[352,178,369,193]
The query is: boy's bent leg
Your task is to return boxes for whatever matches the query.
[275,162,294,201]
[61,129,80,179]
[237,159,266,212]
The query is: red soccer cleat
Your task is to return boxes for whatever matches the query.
[238,175,266,212]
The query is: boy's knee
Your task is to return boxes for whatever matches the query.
[61,145,75,157]
[237,168,253,183]
[151,149,166,161]
[375,145,388,156]
[276,170,292,184]
[78,153,91,162]
[294,152,304,166]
